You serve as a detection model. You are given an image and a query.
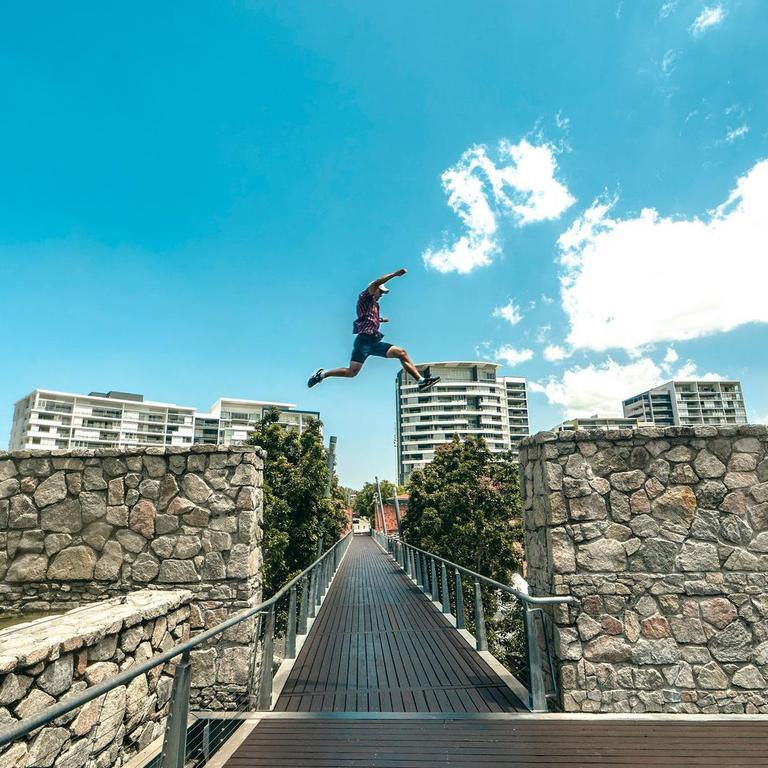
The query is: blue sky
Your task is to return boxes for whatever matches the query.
[1,1,766,488]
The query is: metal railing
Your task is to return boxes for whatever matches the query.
[0,531,353,768]
[371,529,574,712]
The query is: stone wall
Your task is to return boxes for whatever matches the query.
[520,425,768,714]
[0,590,191,768]
[0,446,264,709]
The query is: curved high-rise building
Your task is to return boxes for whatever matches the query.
[395,361,529,483]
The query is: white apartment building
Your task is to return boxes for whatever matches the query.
[9,389,320,451]
[622,380,748,427]
[395,362,529,483]
[552,415,646,433]
[502,377,530,455]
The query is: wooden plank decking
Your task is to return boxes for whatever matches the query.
[274,535,524,713]
[226,717,768,767]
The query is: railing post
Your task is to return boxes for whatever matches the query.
[473,580,488,652]
[160,650,192,768]
[308,569,317,619]
[440,562,450,614]
[414,550,422,587]
[455,569,465,629]
[525,605,548,712]
[257,606,275,710]
[286,586,297,659]
[299,575,309,633]
[430,558,438,602]
[315,562,323,607]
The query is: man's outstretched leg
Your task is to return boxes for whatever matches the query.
[386,346,440,391]
[308,362,362,388]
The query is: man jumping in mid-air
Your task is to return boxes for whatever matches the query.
[307,268,440,392]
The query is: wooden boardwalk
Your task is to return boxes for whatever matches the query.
[222,535,768,766]
[274,535,524,712]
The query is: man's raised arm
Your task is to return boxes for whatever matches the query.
[368,268,407,294]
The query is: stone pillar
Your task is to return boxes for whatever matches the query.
[520,425,768,714]
[0,445,264,709]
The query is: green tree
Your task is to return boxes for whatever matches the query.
[402,436,525,672]
[352,479,398,523]
[402,436,522,578]
[248,408,347,595]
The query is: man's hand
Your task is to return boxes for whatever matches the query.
[369,268,408,294]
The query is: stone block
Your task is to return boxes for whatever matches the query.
[191,649,216,687]
[129,499,156,538]
[132,553,160,582]
[216,647,249,684]
[181,474,211,504]
[37,655,74,696]
[33,472,67,508]
[693,451,726,479]
[583,636,631,663]
[650,486,696,529]
[6,553,48,582]
[157,559,200,583]
[40,498,82,533]
[570,494,607,521]
[48,545,98,580]
[676,542,719,572]
[709,621,753,662]
[633,638,680,665]
[27,726,69,767]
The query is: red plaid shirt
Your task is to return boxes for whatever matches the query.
[353,289,381,335]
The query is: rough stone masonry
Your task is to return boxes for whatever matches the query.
[0,446,264,710]
[520,424,768,714]
[0,590,191,768]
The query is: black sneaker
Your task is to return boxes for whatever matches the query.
[417,376,440,392]
[307,369,324,388]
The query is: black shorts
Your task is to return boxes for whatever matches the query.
[351,333,393,364]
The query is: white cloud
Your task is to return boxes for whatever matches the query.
[543,345,567,362]
[558,159,768,353]
[530,358,662,417]
[690,5,726,36]
[496,345,534,366]
[662,49,679,76]
[660,0,678,19]
[540,294,555,305]
[543,344,568,362]
[725,125,749,143]
[530,356,724,417]
[492,300,523,326]
[423,138,575,274]
[663,347,679,364]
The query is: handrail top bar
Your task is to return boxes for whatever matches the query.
[392,536,575,605]
[0,531,352,748]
